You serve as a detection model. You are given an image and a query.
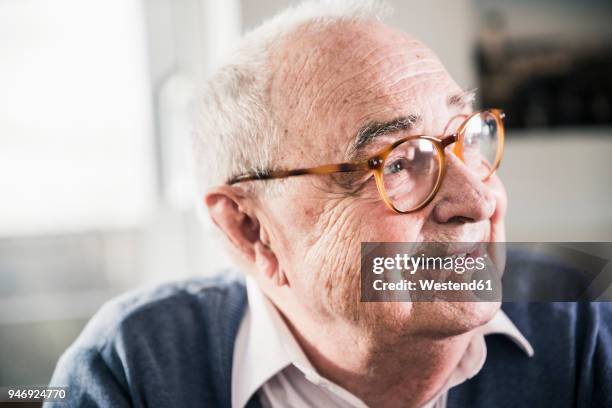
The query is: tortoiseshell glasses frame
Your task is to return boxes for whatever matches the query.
[227,109,505,214]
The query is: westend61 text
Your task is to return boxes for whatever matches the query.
[372,279,494,292]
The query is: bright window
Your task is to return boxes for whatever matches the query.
[0,0,156,236]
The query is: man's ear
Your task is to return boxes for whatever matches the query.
[205,186,287,286]
[205,186,260,262]
[254,227,285,285]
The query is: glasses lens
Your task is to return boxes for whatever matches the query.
[382,138,441,212]
[462,111,501,179]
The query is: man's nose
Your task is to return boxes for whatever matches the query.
[430,153,496,224]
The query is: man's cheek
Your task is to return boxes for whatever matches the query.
[373,217,425,242]
[308,213,363,270]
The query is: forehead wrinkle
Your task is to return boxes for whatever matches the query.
[269,28,347,124]
[378,68,445,96]
[270,23,391,137]
[304,48,426,122]
[309,47,446,127]
[335,72,446,123]
[281,50,318,106]
[325,60,444,118]
[363,58,444,90]
[299,43,388,116]
[339,67,446,109]
[286,42,364,111]
[365,56,444,81]
[273,23,368,92]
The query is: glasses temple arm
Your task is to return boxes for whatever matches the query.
[227,160,371,185]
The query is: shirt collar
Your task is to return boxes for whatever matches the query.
[231,277,292,408]
[232,276,534,408]
[480,309,534,356]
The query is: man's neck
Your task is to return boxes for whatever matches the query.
[273,296,474,408]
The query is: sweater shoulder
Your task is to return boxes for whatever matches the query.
[75,272,247,352]
[48,273,247,407]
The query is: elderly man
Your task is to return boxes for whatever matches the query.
[47,1,612,407]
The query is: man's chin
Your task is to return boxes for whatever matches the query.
[393,301,501,339]
[423,301,500,338]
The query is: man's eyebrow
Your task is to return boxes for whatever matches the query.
[350,114,421,157]
[447,89,476,108]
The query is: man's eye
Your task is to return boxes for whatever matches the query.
[385,158,411,175]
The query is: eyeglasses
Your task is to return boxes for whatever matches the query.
[227,109,505,214]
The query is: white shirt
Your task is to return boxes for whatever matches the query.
[232,276,534,408]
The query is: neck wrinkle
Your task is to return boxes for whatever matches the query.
[270,287,475,408]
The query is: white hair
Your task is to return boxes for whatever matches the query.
[192,0,391,202]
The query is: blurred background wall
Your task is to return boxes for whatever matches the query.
[1,0,611,388]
